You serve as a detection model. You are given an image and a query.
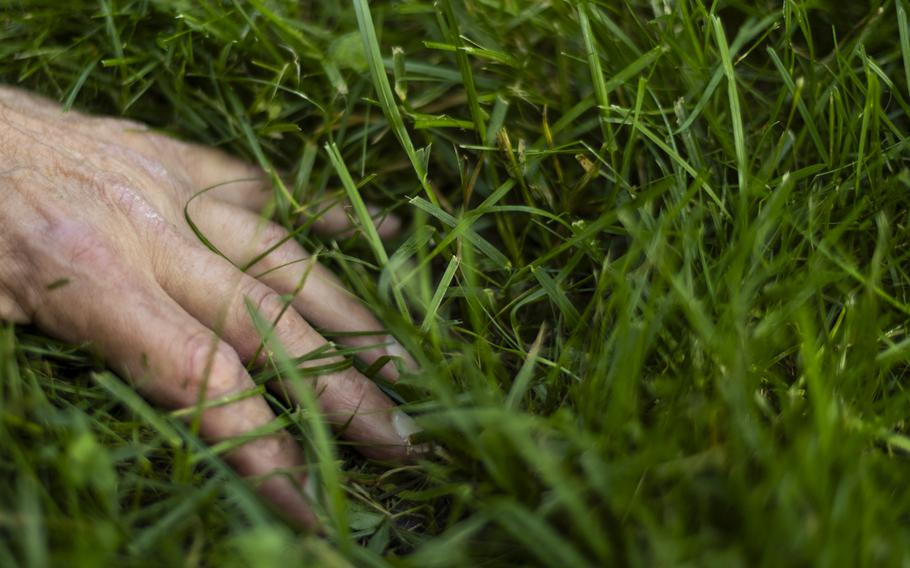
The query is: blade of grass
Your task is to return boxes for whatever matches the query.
[713,15,749,195]
[578,2,616,156]
[421,254,460,333]
[899,0,910,97]
[325,142,410,320]
[92,372,182,448]
[353,0,438,206]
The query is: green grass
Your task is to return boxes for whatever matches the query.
[2,0,910,565]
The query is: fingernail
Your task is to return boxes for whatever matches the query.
[391,410,431,457]
[303,472,319,505]
[391,409,421,441]
[386,335,419,372]
[368,205,402,236]
[257,475,321,530]
[393,408,430,453]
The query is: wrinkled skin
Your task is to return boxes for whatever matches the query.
[0,87,421,528]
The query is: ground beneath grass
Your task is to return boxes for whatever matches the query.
[2,0,910,566]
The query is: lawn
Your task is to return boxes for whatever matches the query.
[2,0,910,565]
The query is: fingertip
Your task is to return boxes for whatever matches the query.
[360,408,430,463]
[367,205,402,239]
[387,337,418,370]
[374,335,419,383]
[258,474,322,531]
[393,409,431,460]
[335,396,429,463]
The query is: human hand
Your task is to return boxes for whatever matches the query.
[0,86,420,528]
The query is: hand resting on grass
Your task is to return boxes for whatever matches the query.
[0,86,421,529]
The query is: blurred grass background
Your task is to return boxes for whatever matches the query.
[2,0,910,565]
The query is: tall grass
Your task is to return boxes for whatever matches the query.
[2,0,910,565]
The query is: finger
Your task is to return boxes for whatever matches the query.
[0,88,400,236]
[175,142,272,210]
[30,238,318,527]
[152,232,419,461]
[0,288,28,323]
[189,198,417,382]
[299,198,403,240]
[0,90,255,207]
[164,141,401,238]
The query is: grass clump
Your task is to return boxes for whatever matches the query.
[2,0,910,565]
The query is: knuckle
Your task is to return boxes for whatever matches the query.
[241,279,285,321]
[182,331,247,401]
[316,367,370,410]
[258,222,290,253]
[106,139,176,187]
[259,222,288,249]
[343,373,371,407]
[94,171,171,236]
[232,279,303,361]
[254,432,299,462]
[251,225,314,280]
[251,222,307,270]
[92,169,133,196]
